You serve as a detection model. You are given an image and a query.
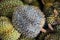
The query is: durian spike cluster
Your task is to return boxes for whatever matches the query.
[0,0,23,17]
[0,16,20,40]
[12,5,45,38]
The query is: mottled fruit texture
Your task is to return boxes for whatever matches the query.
[12,5,45,38]
[0,0,23,17]
[0,16,13,35]
[0,16,20,40]
[2,30,20,40]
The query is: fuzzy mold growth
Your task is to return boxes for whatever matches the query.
[12,5,45,38]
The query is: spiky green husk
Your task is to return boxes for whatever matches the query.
[0,16,13,35]
[0,0,23,17]
[2,30,20,40]
[12,5,45,38]
[0,16,21,40]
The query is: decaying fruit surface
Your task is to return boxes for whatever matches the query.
[12,5,45,38]
[0,0,23,17]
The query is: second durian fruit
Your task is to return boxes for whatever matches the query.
[0,16,20,40]
[0,0,23,17]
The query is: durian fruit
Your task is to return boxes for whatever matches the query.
[1,30,20,40]
[0,0,23,17]
[12,5,45,38]
[0,16,13,35]
[0,16,20,40]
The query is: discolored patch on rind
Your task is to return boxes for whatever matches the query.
[12,5,45,38]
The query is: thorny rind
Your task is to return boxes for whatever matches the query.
[12,5,45,38]
[0,0,60,40]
